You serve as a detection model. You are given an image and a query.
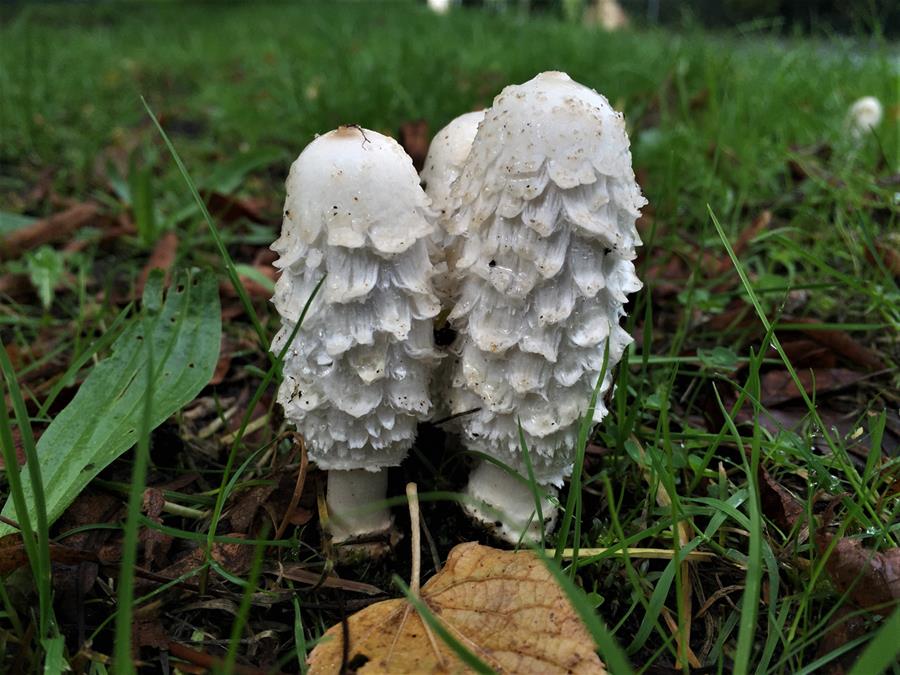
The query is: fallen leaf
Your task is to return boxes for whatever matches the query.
[141,487,173,569]
[0,273,33,301]
[134,613,169,650]
[307,542,606,674]
[155,534,253,582]
[0,537,97,575]
[871,240,900,278]
[0,426,27,469]
[202,190,274,225]
[758,466,804,533]
[760,368,867,407]
[168,641,277,675]
[219,265,275,300]
[786,318,886,371]
[0,203,101,261]
[398,120,430,171]
[817,534,900,615]
[813,605,871,675]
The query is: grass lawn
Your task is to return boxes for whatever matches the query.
[1,1,898,672]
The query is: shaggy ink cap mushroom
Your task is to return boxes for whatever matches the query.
[444,72,646,541]
[271,126,441,542]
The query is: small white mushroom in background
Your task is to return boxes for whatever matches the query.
[847,96,883,138]
[271,126,441,548]
[427,0,452,14]
[420,109,486,305]
[445,71,646,543]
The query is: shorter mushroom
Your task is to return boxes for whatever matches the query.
[271,126,441,549]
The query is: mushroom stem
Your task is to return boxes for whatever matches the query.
[326,468,392,543]
[463,461,558,544]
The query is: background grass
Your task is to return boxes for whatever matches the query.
[1,1,898,672]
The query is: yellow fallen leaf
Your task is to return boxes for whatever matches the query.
[308,541,606,674]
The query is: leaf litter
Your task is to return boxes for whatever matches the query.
[309,484,607,675]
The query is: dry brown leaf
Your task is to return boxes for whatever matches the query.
[0,203,102,261]
[760,368,867,407]
[308,542,606,674]
[758,466,804,533]
[817,533,900,615]
[202,190,274,224]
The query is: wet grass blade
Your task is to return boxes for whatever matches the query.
[142,97,271,358]
[847,607,900,675]
[112,327,154,675]
[0,339,53,643]
[555,339,609,564]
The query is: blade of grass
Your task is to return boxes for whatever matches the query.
[847,607,900,675]
[555,339,609,563]
[223,526,269,673]
[712,377,762,675]
[517,419,546,545]
[204,278,324,570]
[112,312,156,675]
[0,338,53,643]
[292,594,309,675]
[142,97,271,360]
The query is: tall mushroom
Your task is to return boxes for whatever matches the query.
[446,72,646,542]
[271,126,441,545]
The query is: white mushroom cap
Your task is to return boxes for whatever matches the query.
[847,96,883,138]
[453,71,646,257]
[272,126,441,472]
[274,127,434,273]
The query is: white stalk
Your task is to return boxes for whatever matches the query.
[464,461,558,544]
[326,468,392,543]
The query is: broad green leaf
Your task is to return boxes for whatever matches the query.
[0,268,221,537]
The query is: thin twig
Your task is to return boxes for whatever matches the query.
[406,482,421,597]
[554,547,716,562]
[275,433,309,540]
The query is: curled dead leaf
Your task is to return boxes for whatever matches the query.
[818,533,900,615]
[0,203,102,261]
[758,466,804,534]
[308,542,606,674]
[760,368,867,407]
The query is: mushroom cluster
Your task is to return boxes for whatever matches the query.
[272,72,645,546]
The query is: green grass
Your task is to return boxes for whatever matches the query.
[0,0,898,672]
